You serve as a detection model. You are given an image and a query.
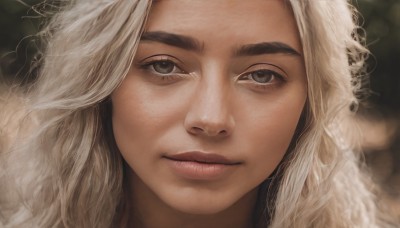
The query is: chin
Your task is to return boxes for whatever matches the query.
[159,186,250,215]
[167,197,234,215]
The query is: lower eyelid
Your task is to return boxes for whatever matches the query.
[235,73,286,92]
[251,80,284,91]
[237,71,281,81]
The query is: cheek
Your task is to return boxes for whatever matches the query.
[110,77,191,164]
[238,93,306,177]
[110,80,160,161]
[111,77,194,130]
[111,78,168,136]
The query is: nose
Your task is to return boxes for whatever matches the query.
[184,75,235,138]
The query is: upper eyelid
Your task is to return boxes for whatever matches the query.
[242,63,288,78]
[138,54,184,65]
[138,56,187,74]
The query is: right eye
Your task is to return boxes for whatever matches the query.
[141,59,185,76]
[150,60,178,74]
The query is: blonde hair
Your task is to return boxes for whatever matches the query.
[269,1,378,227]
[0,0,394,227]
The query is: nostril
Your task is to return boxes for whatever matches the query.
[189,126,228,137]
[190,127,204,135]
[205,128,228,137]
[184,114,235,137]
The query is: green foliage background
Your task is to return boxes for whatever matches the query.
[0,0,43,84]
[355,0,400,112]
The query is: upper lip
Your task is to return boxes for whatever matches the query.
[164,151,240,165]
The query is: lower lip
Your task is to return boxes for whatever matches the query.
[165,159,235,180]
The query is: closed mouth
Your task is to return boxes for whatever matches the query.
[163,151,241,165]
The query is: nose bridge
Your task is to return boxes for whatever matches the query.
[199,75,229,120]
[184,67,235,137]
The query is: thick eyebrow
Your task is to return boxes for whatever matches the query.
[140,31,301,57]
[235,42,302,57]
[140,31,203,52]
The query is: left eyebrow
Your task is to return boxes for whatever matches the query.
[235,42,302,57]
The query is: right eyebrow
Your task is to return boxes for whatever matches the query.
[140,31,203,53]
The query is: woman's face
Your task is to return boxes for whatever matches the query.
[112,0,307,215]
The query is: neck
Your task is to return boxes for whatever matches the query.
[125,171,259,228]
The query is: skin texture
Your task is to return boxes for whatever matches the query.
[111,0,307,227]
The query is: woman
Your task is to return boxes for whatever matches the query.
[0,0,393,227]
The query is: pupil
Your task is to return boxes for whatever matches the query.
[154,61,174,74]
[252,71,272,83]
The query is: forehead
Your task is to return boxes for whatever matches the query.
[145,0,302,53]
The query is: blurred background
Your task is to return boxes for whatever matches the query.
[352,0,400,218]
[0,0,399,219]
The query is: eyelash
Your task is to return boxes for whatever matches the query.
[237,68,286,88]
[138,56,187,81]
[138,57,286,89]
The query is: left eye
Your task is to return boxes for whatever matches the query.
[244,70,281,84]
[148,60,183,74]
